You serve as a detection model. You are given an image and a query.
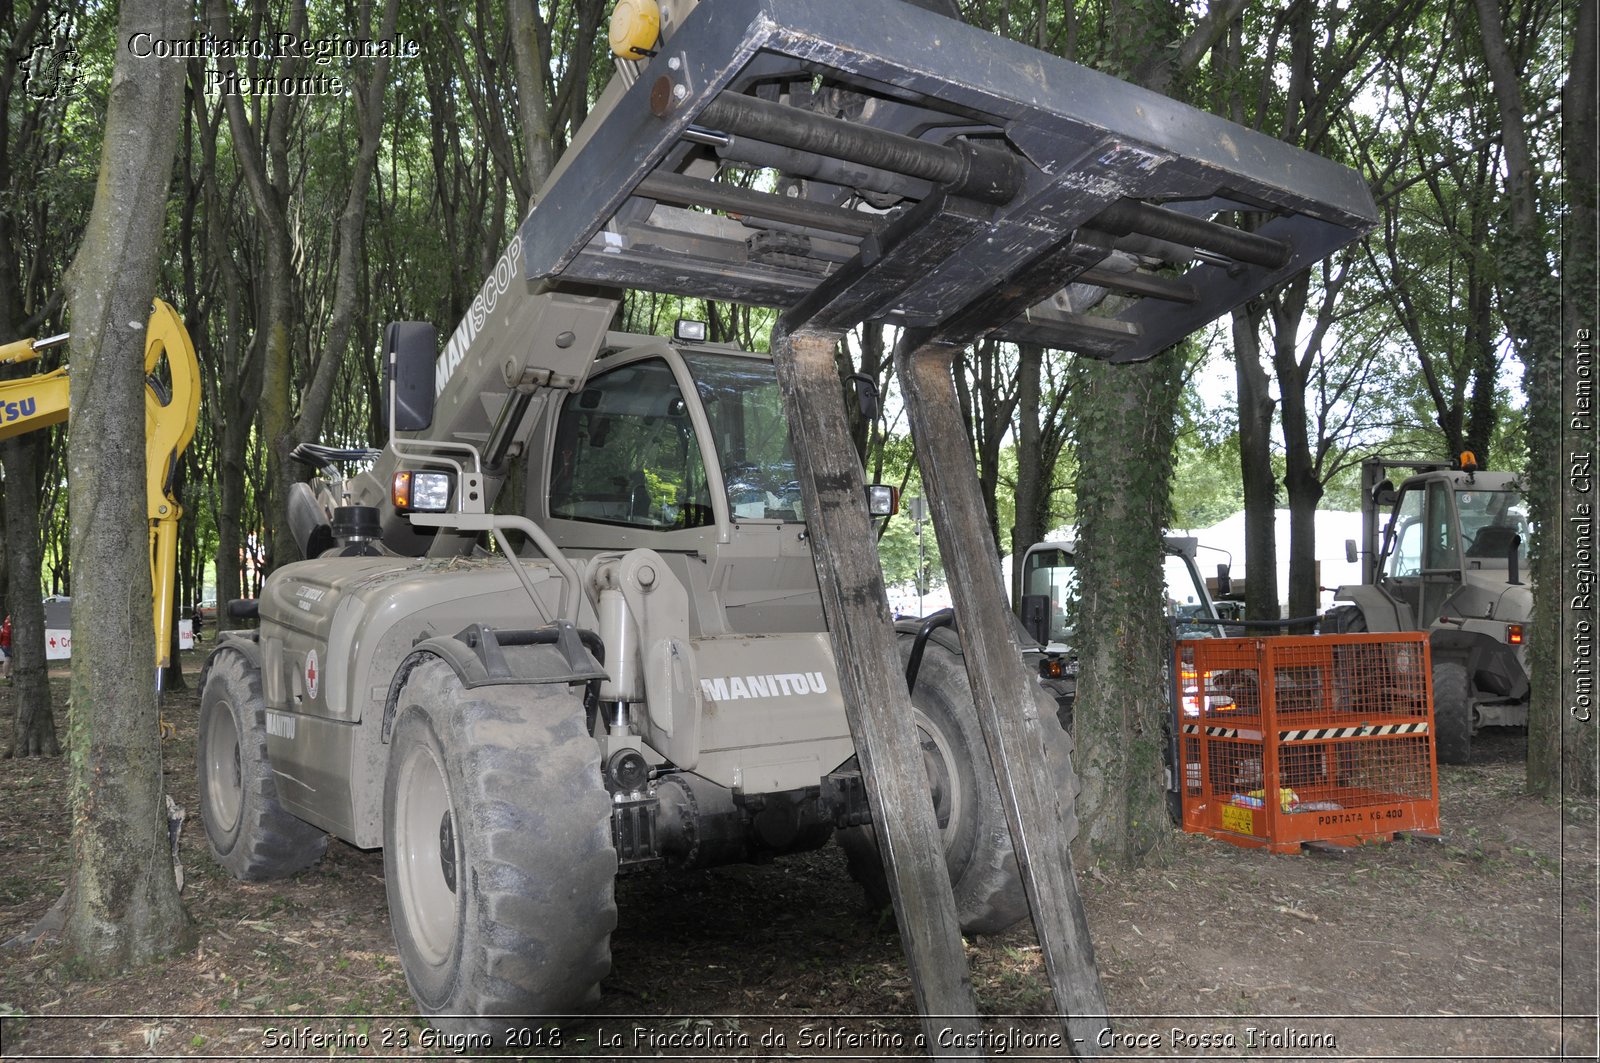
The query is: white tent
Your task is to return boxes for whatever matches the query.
[1182,509,1364,615]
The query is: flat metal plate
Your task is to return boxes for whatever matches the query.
[521,0,1376,360]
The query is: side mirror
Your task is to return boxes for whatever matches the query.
[385,322,439,433]
[1345,538,1358,565]
[1215,563,1232,598]
[846,373,880,420]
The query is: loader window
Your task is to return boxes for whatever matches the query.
[1383,488,1425,579]
[680,352,802,522]
[1458,488,1530,564]
[548,358,714,530]
[1424,482,1456,569]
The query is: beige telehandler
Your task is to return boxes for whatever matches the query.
[196,0,1376,1047]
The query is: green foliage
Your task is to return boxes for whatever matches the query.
[1170,434,1243,529]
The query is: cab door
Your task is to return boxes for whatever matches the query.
[1379,481,1460,628]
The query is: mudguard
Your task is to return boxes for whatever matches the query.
[198,631,262,690]
[381,623,607,742]
[1430,627,1530,701]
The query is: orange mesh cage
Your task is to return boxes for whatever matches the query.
[1176,633,1441,853]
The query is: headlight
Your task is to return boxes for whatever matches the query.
[393,470,453,513]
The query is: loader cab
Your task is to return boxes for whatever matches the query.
[1375,472,1529,628]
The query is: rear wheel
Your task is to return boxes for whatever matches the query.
[1432,660,1473,765]
[384,659,616,1038]
[197,651,327,880]
[1320,604,1367,635]
[838,632,1080,935]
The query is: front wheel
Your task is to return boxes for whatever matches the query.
[197,651,327,880]
[1432,660,1473,765]
[384,660,617,1037]
[838,631,1080,935]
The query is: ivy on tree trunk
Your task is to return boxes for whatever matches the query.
[1069,350,1185,866]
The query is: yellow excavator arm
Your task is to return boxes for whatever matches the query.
[0,299,202,686]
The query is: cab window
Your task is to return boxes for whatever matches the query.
[680,352,802,522]
[548,359,714,530]
[1383,488,1425,579]
[1424,482,1456,569]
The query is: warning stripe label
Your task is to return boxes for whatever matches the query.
[1180,723,1263,740]
[1278,722,1431,741]
[1181,722,1430,741]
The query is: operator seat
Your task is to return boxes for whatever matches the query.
[1466,524,1519,559]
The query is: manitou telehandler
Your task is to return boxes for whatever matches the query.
[196,0,1376,1048]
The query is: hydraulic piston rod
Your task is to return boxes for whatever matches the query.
[692,91,1023,204]
[1090,198,1291,270]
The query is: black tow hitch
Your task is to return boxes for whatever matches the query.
[821,769,872,827]
[607,748,662,868]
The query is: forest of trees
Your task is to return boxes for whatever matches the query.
[0,0,1591,965]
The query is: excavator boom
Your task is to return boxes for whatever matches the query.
[0,300,202,684]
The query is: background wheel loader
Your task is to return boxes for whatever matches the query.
[1325,454,1532,763]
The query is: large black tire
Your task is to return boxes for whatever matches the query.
[197,651,328,880]
[384,659,617,1036]
[1432,660,1473,765]
[1320,604,1367,635]
[838,632,1080,936]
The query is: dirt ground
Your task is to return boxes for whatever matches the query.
[0,653,1595,1062]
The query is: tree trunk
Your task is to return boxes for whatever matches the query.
[1471,0,1577,794]
[1269,272,1326,628]
[1069,352,1184,865]
[285,0,400,461]
[507,0,559,203]
[1064,0,1241,867]
[1233,304,1281,620]
[0,433,58,757]
[954,339,1018,555]
[60,0,193,970]
[1558,0,1598,796]
[0,5,64,756]
[208,0,303,575]
[1010,341,1045,606]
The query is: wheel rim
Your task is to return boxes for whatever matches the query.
[204,701,243,834]
[915,709,965,848]
[394,738,459,968]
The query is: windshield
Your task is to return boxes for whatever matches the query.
[1382,484,1529,578]
[680,352,802,522]
[548,358,714,531]
[1022,546,1214,643]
